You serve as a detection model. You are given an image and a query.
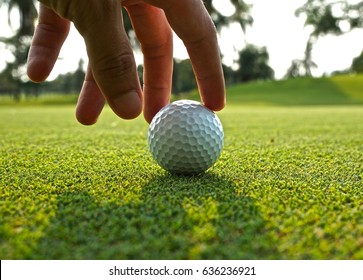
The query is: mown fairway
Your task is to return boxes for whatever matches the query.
[1,76,362,259]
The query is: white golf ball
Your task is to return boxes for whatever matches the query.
[148,100,224,175]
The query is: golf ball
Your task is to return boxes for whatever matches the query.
[148,100,224,175]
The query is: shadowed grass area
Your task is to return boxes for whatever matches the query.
[1,102,362,259]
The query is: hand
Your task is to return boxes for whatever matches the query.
[27,0,226,125]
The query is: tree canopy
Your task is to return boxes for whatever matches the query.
[296,0,363,36]
[0,0,38,97]
[0,0,256,98]
[236,44,274,82]
[352,51,363,73]
[292,0,363,77]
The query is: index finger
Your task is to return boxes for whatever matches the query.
[145,0,226,111]
[39,0,142,120]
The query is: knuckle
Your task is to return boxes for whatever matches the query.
[43,0,74,20]
[142,41,171,60]
[92,53,137,98]
[95,53,136,78]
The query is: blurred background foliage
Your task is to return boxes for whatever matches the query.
[0,0,362,100]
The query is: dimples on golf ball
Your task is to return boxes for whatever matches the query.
[148,100,224,175]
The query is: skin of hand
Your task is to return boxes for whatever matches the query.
[27,0,226,125]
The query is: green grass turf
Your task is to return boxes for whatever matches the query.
[1,76,363,259]
[224,74,363,106]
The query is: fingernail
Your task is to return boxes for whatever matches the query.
[110,90,142,120]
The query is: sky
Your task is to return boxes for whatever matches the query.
[1,0,363,80]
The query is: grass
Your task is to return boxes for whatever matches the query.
[1,75,363,259]
[224,73,363,106]
[0,93,79,106]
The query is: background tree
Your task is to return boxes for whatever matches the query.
[294,0,363,76]
[204,0,253,33]
[0,0,37,36]
[1,0,254,97]
[42,59,86,94]
[0,0,37,99]
[236,44,274,82]
[172,59,197,94]
[285,39,317,78]
[125,1,253,90]
[296,0,363,35]
[351,51,363,73]
[122,1,253,39]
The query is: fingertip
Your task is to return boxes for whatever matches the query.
[144,111,154,124]
[75,80,106,125]
[108,90,143,120]
[27,49,53,83]
[199,74,226,112]
[143,87,170,124]
[204,95,226,112]
[144,106,159,124]
[76,113,98,126]
[76,104,101,125]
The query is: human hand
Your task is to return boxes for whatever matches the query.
[27,0,226,125]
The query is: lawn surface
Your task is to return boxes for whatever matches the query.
[1,75,363,259]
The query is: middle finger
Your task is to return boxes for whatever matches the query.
[125,2,173,123]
